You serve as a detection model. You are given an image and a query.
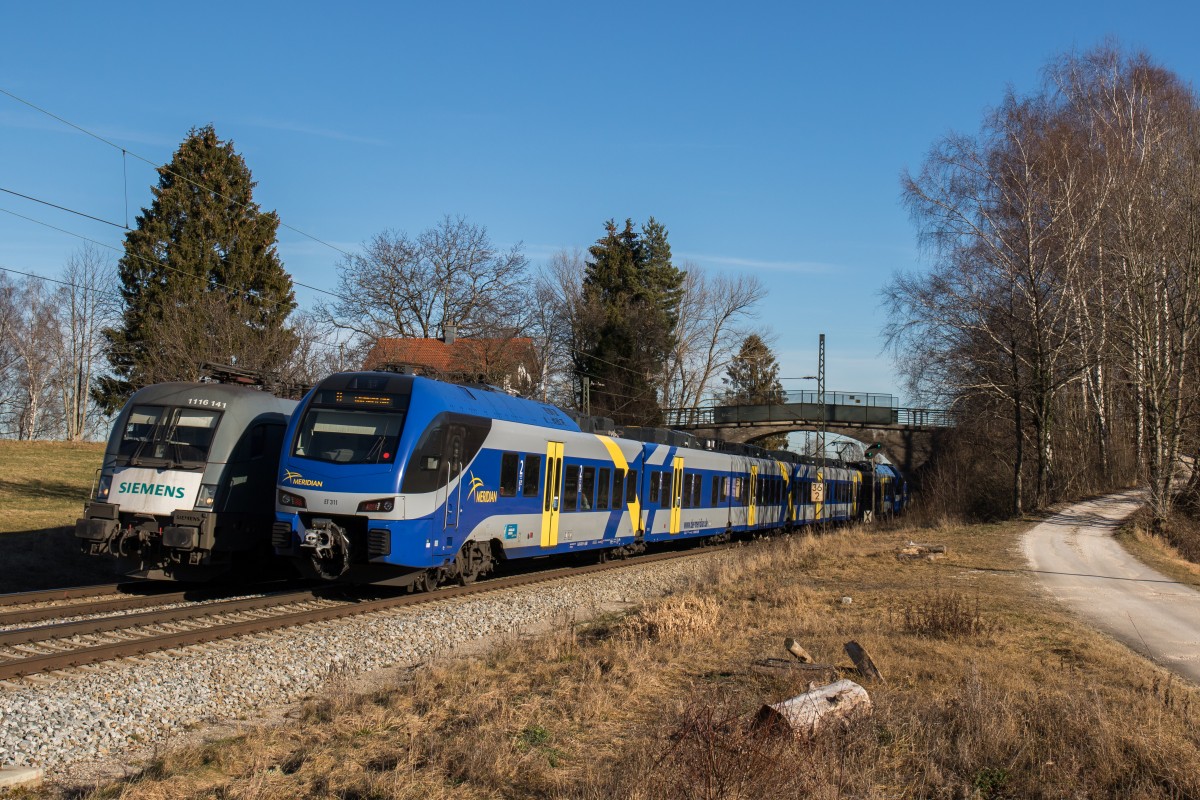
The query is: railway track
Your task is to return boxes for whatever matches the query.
[0,581,307,627]
[0,546,728,684]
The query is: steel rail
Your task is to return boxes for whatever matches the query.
[0,546,728,681]
[0,589,324,647]
[0,583,131,609]
[0,581,312,627]
[0,590,197,627]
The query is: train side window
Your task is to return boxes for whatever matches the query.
[581,466,596,510]
[247,424,267,459]
[681,474,692,509]
[612,468,625,508]
[626,470,638,504]
[711,475,720,506]
[523,455,541,497]
[597,467,610,510]
[693,475,703,508]
[564,464,580,511]
[649,471,661,504]
[499,452,519,497]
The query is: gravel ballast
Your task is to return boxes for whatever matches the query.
[0,552,722,776]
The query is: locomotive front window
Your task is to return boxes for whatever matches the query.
[117,405,222,466]
[118,406,165,457]
[293,408,405,464]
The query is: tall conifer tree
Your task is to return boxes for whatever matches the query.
[575,217,684,425]
[723,334,788,449]
[96,126,296,411]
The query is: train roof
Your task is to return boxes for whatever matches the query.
[125,381,298,412]
[312,372,582,433]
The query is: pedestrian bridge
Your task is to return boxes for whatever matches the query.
[664,391,953,473]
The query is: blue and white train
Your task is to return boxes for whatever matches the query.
[272,372,907,587]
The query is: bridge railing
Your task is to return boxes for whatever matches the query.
[662,400,955,429]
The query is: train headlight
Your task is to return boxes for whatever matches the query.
[357,497,395,513]
[95,475,112,501]
[279,489,307,509]
[194,484,218,509]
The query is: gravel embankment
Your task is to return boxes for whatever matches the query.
[0,553,721,776]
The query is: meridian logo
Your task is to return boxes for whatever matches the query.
[467,471,497,503]
[284,470,323,488]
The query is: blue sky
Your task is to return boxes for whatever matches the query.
[3,1,1198,404]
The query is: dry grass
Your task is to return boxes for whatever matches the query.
[24,519,1200,799]
[0,440,104,534]
[1118,507,1200,589]
[0,440,115,592]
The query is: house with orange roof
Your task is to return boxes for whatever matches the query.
[362,324,540,395]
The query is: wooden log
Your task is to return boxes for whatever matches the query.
[784,637,814,663]
[843,640,884,683]
[751,657,838,676]
[754,679,871,737]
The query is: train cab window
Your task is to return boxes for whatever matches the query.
[523,455,541,497]
[581,466,596,510]
[400,414,491,494]
[499,453,519,497]
[564,464,580,511]
[649,471,661,504]
[612,468,625,508]
[597,468,610,510]
[626,470,638,505]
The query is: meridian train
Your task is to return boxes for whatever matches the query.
[271,371,908,588]
[75,382,296,580]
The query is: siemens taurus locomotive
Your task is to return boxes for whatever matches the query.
[272,372,903,587]
[75,382,297,580]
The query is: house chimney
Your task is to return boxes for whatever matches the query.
[442,322,457,345]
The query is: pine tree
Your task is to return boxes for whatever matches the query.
[575,218,685,425]
[95,126,296,411]
[723,334,789,450]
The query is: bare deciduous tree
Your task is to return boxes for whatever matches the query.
[661,265,764,410]
[321,215,530,348]
[55,245,117,440]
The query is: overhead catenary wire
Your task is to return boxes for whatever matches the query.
[0,187,128,230]
[0,88,695,408]
[0,86,355,261]
[0,204,349,315]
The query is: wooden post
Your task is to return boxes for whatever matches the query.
[784,637,814,663]
[844,640,884,683]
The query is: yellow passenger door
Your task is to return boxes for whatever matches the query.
[669,456,684,534]
[540,442,564,547]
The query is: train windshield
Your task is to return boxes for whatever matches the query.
[117,405,222,466]
[292,408,406,464]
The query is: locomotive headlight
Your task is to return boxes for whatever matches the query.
[194,484,218,509]
[279,489,307,509]
[357,497,396,513]
[95,475,112,501]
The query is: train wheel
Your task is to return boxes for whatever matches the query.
[456,541,491,585]
[408,569,434,593]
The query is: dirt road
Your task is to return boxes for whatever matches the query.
[1022,490,1200,683]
